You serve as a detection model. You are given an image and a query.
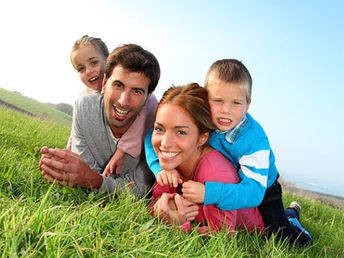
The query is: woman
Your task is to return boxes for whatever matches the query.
[151,83,265,234]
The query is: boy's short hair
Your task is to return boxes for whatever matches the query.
[105,44,161,93]
[205,59,252,103]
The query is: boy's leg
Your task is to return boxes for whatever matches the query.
[284,201,301,220]
[258,179,313,246]
[285,201,313,246]
[258,179,291,239]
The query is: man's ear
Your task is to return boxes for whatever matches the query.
[101,74,107,94]
[198,132,209,147]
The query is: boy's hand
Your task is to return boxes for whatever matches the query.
[182,180,205,203]
[156,169,183,188]
[102,148,125,177]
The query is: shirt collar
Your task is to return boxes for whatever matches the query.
[216,115,248,144]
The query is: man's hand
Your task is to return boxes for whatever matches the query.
[156,169,183,188]
[39,147,102,189]
[182,180,205,203]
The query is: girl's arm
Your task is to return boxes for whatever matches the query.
[117,94,158,158]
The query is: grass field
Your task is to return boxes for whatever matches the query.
[0,87,72,126]
[0,106,343,257]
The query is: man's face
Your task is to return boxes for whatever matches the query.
[102,65,150,137]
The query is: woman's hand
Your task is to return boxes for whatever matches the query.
[156,169,183,188]
[153,193,187,225]
[183,198,199,221]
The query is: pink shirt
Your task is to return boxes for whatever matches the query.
[117,93,158,158]
[152,149,265,235]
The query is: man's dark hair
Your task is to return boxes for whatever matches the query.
[105,44,160,93]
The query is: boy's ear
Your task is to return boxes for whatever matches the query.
[245,102,251,114]
[101,74,107,94]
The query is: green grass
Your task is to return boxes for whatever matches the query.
[0,106,343,257]
[0,87,72,126]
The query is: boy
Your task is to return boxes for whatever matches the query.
[145,59,312,246]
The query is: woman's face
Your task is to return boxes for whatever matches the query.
[152,103,207,173]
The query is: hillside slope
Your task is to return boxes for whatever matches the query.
[0,87,72,125]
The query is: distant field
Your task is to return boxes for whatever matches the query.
[0,87,72,126]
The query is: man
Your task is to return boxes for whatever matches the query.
[39,44,160,197]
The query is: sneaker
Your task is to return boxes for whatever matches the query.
[288,217,313,246]
[289,201,302,215]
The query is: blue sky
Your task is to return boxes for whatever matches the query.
[0,0,343,196]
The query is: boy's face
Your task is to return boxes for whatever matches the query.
[71,44,106,92]
[207,73,250,132]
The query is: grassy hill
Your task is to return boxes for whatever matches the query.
[0,106,343,257]
[0,87,72,126]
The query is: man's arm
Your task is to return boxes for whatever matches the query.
[40,148,155,197]
[39,94,109,189]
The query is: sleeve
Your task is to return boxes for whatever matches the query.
[205,135,270,210]
[66,133,73,150]
[117,94,158,158]
[71,98,102,172]
[99,153,155,198]
[144,129,162,177]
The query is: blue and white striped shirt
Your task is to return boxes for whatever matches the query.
[205,113,279,210]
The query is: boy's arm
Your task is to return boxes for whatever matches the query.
[117,94,158,158]
[204,174,267,210]
[206,133,270,210]
[144,130,162,177]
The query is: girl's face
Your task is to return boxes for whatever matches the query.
[152,103,208,174]
[207,72,250,132]
[71,43,106,92]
